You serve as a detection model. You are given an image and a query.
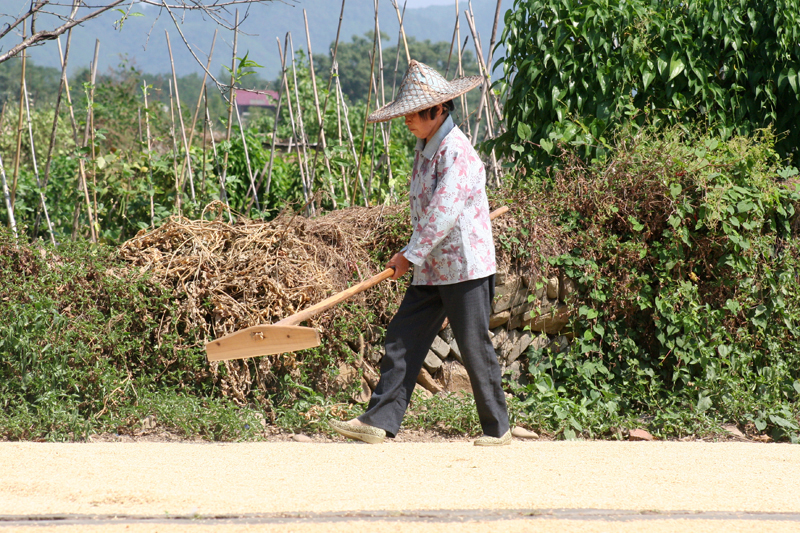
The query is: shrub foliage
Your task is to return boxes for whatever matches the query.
[0,233,267,440]
[510,127,800,442]
[494,0,800,170]
[2,124,799,442]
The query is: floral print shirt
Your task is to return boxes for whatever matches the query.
[404,116,496,285]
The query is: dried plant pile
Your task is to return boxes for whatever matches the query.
[121,205,403,335]
[119,204,407,405]
[116,200,546,409]
[491,191,571,283]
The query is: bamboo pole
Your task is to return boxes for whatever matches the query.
[445,11,459,78]
[309,0,346,182]
[22,78,56,244]
[227,12,239,142]
[303,9,337,208]
[465,13,500,180]
[41,28,71,192]
[368,121,377,200]
[288,33,314,215]
[374,6,387,138]
[204,87,233,222]
[168,79,182,214]
[219,10,239,207]
[465,9,503,126]
[486,0,506,138]
[61,36,96,242]
[332,59,347,204]
[384,0,407,202]
[56,36,79,145]
[464,9,502,186]
[73,161,96,243]
[187,30,217,155]
[367,72,379,199]
[467,28,486,141]
[84,41,99,144]
[334,72,351,203]
[389,0,407,100]
[11,39,27,207]
[352,11,381,207]
[276,36,310,210]
[69,39,101,242]
[142,80,155,227]
[468,0,489,134]
[390,0,411,64]
[179,29,217,195]
[262,34,290,200]
[34,26,73,237]
[470,18,501,187]
[86,40,100,231]
[374,0,394,202]
[455,1,471,136]
[201,101,207,199]
[487,0,504,78]
[0,151,18,239]
[337,70,360,207]
[334,55,342,143]
[485,117,501,178]
[166,31,196,202]
[374,1,386,108]
[234,98,261,212]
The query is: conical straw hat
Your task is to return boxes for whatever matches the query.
[367,60,482,123]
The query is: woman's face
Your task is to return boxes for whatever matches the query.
[404,105,445,141]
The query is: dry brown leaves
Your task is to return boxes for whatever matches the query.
[119,204,405,405]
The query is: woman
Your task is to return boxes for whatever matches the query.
[329,60,510,446]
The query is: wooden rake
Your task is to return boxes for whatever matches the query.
[205,206,508,362]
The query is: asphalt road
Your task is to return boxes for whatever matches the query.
[2,439,799,532]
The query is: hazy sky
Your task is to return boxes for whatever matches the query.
[404,0,459,7]
[18,0,505,78]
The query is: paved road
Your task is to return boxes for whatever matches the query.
[2,440,799,532]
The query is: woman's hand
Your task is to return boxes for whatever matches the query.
[387,252,410,280]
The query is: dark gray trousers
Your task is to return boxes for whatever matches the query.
[359,275,509,438]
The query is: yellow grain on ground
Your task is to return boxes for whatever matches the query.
[4,521,800,533]
[1,440,799,532]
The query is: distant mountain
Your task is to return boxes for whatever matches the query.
[21,0,507,80]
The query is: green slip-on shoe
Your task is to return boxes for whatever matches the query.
[473,429,512,446]
[329,419,386,444]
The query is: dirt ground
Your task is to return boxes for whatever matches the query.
[2,439,799,532]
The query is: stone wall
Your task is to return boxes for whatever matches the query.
[344,270,577,400]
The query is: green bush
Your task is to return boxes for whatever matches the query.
[509,127,800,441]
[0,223,396,441]
[494,0,800,171]
[0,231,265,441]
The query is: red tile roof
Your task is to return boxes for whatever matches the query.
[236,89,279,107]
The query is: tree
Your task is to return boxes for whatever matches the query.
[0,58,60,105]
[494,0,800,170]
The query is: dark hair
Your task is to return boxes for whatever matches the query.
[419,99,455,120]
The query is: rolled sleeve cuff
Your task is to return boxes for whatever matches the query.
[403,242,426,266]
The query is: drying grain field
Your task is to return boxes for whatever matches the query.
[2,439,799,532]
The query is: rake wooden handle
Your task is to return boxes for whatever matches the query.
[274,206,509,327]
[275,268,395,326]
